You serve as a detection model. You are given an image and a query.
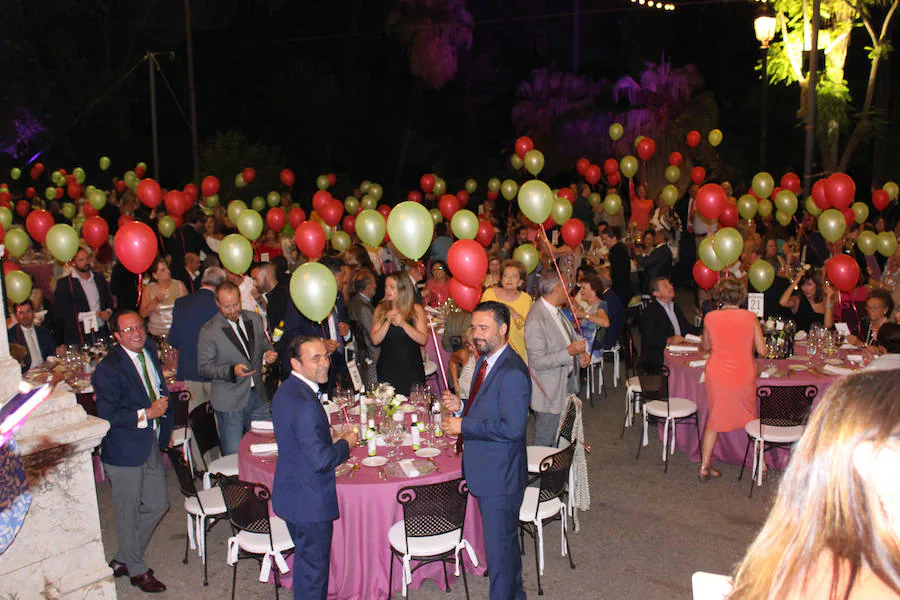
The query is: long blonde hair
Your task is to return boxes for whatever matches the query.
[380,272,415,322]
[729,370,900,600]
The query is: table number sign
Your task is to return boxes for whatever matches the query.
[747,293,764,318]
[79,312,99,334]
[347,360,364,392]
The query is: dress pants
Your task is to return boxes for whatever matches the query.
[286,520,333,600]
[477,492,527,600]
[215,388,270,456]
[104,445,169,576]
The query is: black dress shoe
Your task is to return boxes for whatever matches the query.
[130,571,166,593]
[109,559,129,578]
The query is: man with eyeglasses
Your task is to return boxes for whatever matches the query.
[93,310,173,593]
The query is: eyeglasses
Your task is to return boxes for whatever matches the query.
[120,325,145,335]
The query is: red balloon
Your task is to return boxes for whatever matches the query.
[447,239,488,288]
[288,208,306,229]
[136,178,162,208]
[114,222,158,274]
[266,207,286,232]
[312,190,332,213]
[771,187,784,201]
[691,166,706,185]
[295,221,326,259]
[342,214,356,234]
[118,214,134,228]
[449,278,481,312]
[15,200,30,218]
[669,152,683,167]
[576,158,590,176]
[557,188,575,202]
[439,194,460,220]
[475,220,495,247]
[542,215,556,230]
[0,192,9,207]
[692,260,720,290]
[25,187,35,199]
[319,199,344,227]
[83,203,99,218]
[603,158,619,177]
[3,261,19,275]
[585,165,602,186]
[420,174,435,194]
[327,173,337,187]
[824,173,856,211]
[134,165,146,179]
[812,180,829,210]
[65,174,77,186]
[58,169,66,176]
[25,210,54,244]
[201,175,220,198]
[514,136,534,159]
[56,187,64,200]
[842,207,855,227]
[115,180,127,194]
[242,168,256,184]
[67,182,83,200]
[407,190,423,203]
[826,254,860,293]
[486,190,498,202]
[636,137,656,162]
[376,205,391,219]
[171,215,183,228]
[695,183,727,220]
[280,169,295,188]
[608,172,621,186]
[780,173,801,194]
[82,216,109,249]
[165,190,188,216]
[561,219,585,249]
[456,190,470,208]
[686,130,701,148]
[718,203,739,227]
[29,167,41,180]
[873,189,890,212]
[184,183,199,199]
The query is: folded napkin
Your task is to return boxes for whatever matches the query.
[399,459,420,477]
[251,420,274,431]
[684,334,702,344]
[823,364,854,376]
[794,331,808,341]
[847,354,864,363]
[688,359,707,368]
[668,345,699,353]
[250,443,278,455]
[759,366,778,379]
[840,343,858,350]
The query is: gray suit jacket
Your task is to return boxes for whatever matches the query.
[524,298,579,414]
[197,311,272,412]
[347,292,379,362]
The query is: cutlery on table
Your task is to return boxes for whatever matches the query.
[427,457,441,473]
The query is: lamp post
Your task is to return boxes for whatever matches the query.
[755,5,777,169]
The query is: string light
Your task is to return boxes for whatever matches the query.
[628,0,676,11]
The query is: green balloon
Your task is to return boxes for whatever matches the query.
[713,227,744,268]
[316,175,330,190]
[551,197,573,225]
[251,196,266,212]
[604,193,623,216]
[818,209,847,243]
[877,231,897,257]
[360,195,377,210]
[124,170,138,188]
[45,186,57,200]
[751,172,775,199]
[856,230,877,256]
[46,224,80,263]
[89,189,107,210]
[61,203,76,219]
[429,208,443,224]
[451,209,479,240]
[588,193,602,206]
[513,243,539,274]
[5,229,30,257]
[661,185,679,207]
[620,156,638,179]
[52,171,65,186]
[432,179,446,197]
[758,198,773,217]
[99,156,111,171]
[158,216,176,238]
[524,149,545,176]
[510,155,524,171]
[219,234,253,274]
[237,209,264,240]
[72,216,85,233]
[227,200,247,224]
[698,237,723,271]
[137,162,148,171]
[0,207,11,230]
[86,185,96,194]
[206,194,220,208]
[73,167,86,184]
[234,174,247,188]
[5,270,32,304]
[388,201,434,260]
[267,191,281,207]
[355,209,386,247]
[884,181,899,201]
[805,196,823,216]
[665,165,681,184]
[501,179,518,201]
[331,230,351,252]
[852,202,869,224]
[360,180,371,194]
[465,179,477,194]
[775,210,792,227]
[291,262,337,323]
[517,180,553,224]
[708,129,723,147]
[487,178,501,194]
[748,259,775,292]
[774,189,798,216]
[609,123,624,141]
[369,183,383,201]
[10,168,21,180]
[344,196,359,214]
[738,194,758,220]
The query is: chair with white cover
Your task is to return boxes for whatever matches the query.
[584,329,604,407]
[188,402,240,488]
[388,478,476,599]
[620,328,643,438]
[166,448,227,586]
[739,384,817,497]
[691,571,733,600]
[527,399,577,520]
[635,366,700,474]
[519,443,576,596]
[600,341,621,389]
[217,476,294,600]
[168,390,195,473]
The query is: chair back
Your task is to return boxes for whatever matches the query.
[557,399,578,446]
[396,478,468,540]
[757,385,817,427]
[172,389,192,428]
[216,476,272,535]
[691,571,733,600]
[536,442,576,505]
[623,327,639,376]
[637,365,670,403]
[189,402,220,458]
[166,447,198,498]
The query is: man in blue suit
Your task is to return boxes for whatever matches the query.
[272,336,358,600]
[442,301,531,600]
[8,300,57,371]
[93,310,173,593]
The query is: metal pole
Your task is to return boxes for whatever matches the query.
[573,0,581,72]
[184,0,200,181]
[802,0,821,199]
[147,53,160,181]
[760,47,769,169]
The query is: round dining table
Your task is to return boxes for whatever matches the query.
[662,341,860,469]
[237,412,486,600]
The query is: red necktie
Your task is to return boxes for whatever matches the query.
[456,360,488,454]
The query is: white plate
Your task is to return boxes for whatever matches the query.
[824,358,843,366]
[788,364,808,371]
[399,403,417,413]
[415,447,440,458]
[362,456,388,467]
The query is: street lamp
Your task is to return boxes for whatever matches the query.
[755,4,776,169]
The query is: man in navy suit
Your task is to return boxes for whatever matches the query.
[442,301,530,600]
[53,247,115,345]
[8,300,57,371]
[93,310,173,593]
[272,336,358,600]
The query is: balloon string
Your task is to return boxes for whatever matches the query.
[538,224,583,333]
[137,272,143,306]
[427,317,449,390]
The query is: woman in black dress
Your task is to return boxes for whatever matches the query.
[778,268,835,331]
[371,271,428,395]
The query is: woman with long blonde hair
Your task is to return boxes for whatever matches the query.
[371,271,428,395]
[729,370,900,599]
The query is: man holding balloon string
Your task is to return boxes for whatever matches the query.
[53,246,115,346]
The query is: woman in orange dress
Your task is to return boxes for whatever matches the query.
[699,278,768,481]
[628,180,654,231]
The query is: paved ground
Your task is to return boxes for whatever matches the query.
[96,358,777,599]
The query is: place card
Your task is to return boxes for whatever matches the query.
[347,360,364,392]
[747,293,764,318]
[79,312,99,334]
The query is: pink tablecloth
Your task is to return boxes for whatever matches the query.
[238,424,486,599]
[663,344,851,469]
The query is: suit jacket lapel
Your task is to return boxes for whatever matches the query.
[244,313,256,355]
[221,323,249,359]
[115,346,153,408]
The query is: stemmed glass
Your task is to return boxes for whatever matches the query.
[807,334,819,367]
